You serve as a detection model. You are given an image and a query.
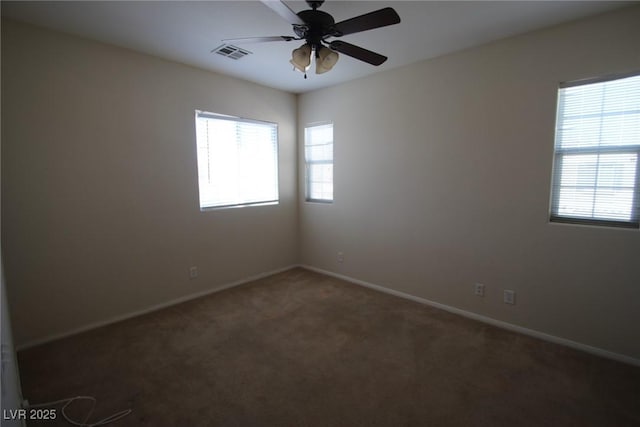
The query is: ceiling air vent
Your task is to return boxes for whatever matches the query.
[212,44,252,60]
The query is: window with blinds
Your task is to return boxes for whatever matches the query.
[550,73,640,228]
[195,111,279,209]
[305,123,334,202]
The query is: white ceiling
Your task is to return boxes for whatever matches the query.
[1,1,634,94]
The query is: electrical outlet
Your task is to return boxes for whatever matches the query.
[189,266,198,279]
[503,289,515,305]
[474,283,485,297]
[337,252,344,263]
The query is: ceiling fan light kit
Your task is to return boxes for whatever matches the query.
[316,46,339,74]
[290,44,312,72]
[222,0,400,80]
[290,43,340,77]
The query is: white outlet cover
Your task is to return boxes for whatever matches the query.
[189,266,198,279]
[504,290,515,305]
[474,283,485,297]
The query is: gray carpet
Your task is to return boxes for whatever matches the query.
[18,268,640,426]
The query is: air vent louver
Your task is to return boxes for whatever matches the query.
[211,44,252,60]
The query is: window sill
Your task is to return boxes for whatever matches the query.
[549,215,639,230]
[305,199,333,204]
[200,201,279,211]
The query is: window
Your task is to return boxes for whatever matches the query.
[549,73,640,228]
[305,123,334,202]
[195,111,278,209]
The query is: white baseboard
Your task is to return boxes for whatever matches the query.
[301,265,640,368]
[16,264,299,351]
[19,263,640,368]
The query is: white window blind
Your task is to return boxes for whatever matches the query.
[550,73,640,228]
[195,111,279,209]
[305,123,333,202]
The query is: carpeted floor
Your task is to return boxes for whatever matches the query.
[17,268,640,426]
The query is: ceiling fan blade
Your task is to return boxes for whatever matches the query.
[222,36,297,44]
[260,0,305,26]
[329,40,387,66]
[332,7,401,37]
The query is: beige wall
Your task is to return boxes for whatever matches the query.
[1,20,298,347]
[2,17,26,422]
[298,6,640,360]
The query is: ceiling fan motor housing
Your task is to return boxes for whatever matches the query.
[296,9,336,50]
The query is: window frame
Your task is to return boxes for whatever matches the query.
[549,72,640,229]
[304,122,334,203]
[194,110,279,211]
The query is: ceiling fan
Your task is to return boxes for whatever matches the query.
[222,0,401,78]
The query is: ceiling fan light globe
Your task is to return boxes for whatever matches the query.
[291,44,312,70]
[326,52,339,68]
[316,47,339,74]
[319,47,339,69]
[290,59,307,73]
[316,62,329,74]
